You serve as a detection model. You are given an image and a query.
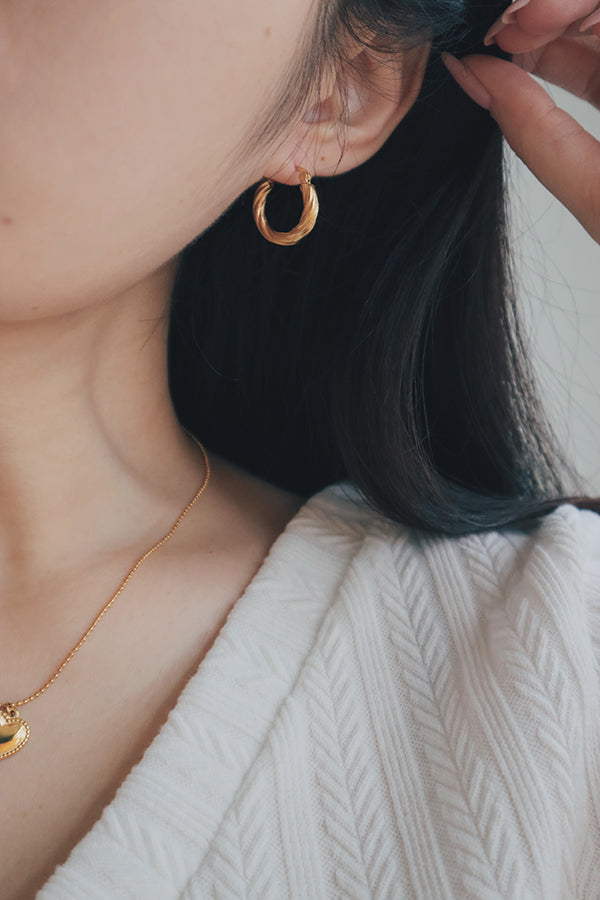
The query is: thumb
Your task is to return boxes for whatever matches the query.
[442,52,600,243]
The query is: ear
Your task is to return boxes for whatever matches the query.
[260,37,432,186]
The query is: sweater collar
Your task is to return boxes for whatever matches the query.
[38,482,365,898]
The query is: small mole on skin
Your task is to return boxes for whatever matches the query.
[264,26,271,38]
[1,215,13,225]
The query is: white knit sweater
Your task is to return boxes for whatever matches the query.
[38,483,600,899]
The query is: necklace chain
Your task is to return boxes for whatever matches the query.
[2,433,210,712]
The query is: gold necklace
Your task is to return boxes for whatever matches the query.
[0,434,210,761]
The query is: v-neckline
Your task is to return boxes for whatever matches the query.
[37,481,359,899]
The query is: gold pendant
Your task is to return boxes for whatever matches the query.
[0,704,30,760]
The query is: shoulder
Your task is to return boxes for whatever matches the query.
[189,485,600,897]
[292,485,600,895]
[301,484,600,704]
[300,482,600,635]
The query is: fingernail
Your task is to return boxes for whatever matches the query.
[501,0,533,24]
[580,8,600,31]
[484,0,532,45]
[483,18,507,46]
[441,53,492,110]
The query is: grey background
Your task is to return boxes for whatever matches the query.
[506,80,600,494]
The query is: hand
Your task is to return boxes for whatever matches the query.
[442,0,600,245]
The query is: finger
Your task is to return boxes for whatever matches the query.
[444,53,600,243]
[513,35,600,108]
[566,17,600,36]
[503,0,598,35]
[490,0,600,52]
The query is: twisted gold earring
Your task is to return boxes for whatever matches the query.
[252,167,319,246]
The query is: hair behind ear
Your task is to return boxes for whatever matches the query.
[168,0,599,534]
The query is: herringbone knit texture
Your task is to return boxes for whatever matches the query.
[38,483,600,899]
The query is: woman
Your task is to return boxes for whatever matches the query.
[0,0,599,896]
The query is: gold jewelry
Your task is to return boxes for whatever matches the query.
[0,434,210,761]
[252,167,319,246]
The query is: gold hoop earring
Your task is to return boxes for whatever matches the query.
[252,167,319,246]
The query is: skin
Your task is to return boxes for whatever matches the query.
[0,0,600,697]
[0,0,430,583]
[0,0,431,599]
[0,2,594,625]
[0,0,596,894]
[0,2,430,896]
[0,0,429,824]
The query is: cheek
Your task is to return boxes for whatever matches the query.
[0,0,310,318]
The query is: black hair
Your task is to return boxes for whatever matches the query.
[168,0,600,535]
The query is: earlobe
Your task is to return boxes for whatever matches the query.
[263,39,431,185]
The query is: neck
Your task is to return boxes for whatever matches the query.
[0,258,205,584]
